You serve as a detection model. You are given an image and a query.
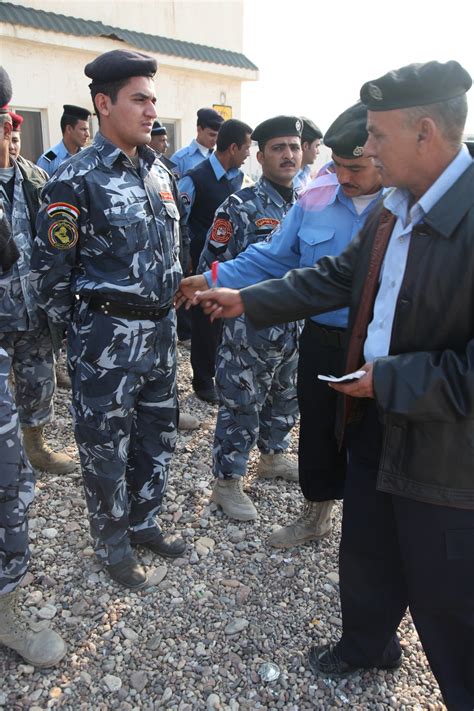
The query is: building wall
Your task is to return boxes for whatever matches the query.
[7,0,244,52]
[1,8,253,159]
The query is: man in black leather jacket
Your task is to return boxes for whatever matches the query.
[190,60,474,711]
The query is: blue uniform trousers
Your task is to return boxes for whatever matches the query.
[338,403,474,711]
[213,333,298,478]
[297,320,346,501]
[68,302,178,565]
[0,319,55,427]
[0,348,34,594]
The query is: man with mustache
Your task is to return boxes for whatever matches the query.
[178,103,383,540]
[193,116,303,520]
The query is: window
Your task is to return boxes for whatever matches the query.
[161,121,177,156]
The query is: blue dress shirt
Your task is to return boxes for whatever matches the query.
[293,164,312,191]
[37,140,72,177]
[170,138,212,179]
[364,144,473,361]
[205,173,381,328]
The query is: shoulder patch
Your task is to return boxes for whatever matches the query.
[48,220,78,250]
[46,202,79,250]
[46,202,80,220]
[210,217,233,245]
[180,192,191,207]
[255,217,280,229]
[44,150,57,162]
[235,187,255,202]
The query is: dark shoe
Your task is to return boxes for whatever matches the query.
[193,385,219,403]
[308,643,402,678]
[132,532,186,559]
[106,555,148,589]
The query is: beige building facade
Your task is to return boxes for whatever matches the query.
[0,0,258,161]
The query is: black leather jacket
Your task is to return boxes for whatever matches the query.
[242,162,474,509]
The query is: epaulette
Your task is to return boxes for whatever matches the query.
[43,150,57,163]
[233,186,255,203]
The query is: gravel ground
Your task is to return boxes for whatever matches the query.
[0,344,446,710]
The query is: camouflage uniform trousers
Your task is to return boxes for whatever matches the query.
[68,301,178,565]
[0,318,55,427]
[213,325,299,479]
[0,347,35,595]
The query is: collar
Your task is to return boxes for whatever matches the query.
[384,144,473,230]
[209,152,241,181]
[259,175,296,207]
[191,138,211,158]
[94,132,156,171]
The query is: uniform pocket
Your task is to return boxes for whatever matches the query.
[103,202,149,252]
[299,226,335,266]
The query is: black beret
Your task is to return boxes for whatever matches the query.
[252,115,303,148]
[301,117,323,143]
[62,104,91,120]
[196,108,224,131]
[85,49,157,83]
[151,120,167,136]
[360,60,472,111]
[324,102,368,159]
[0,66,12,110]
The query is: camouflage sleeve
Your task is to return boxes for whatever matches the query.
[30,181,82,325]
[197,196,245,274]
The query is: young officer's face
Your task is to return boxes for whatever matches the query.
[101,75,158,153]
[9,131,21,159]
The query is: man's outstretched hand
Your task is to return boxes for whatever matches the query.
[174,274,208,309]
[193,288,245,320]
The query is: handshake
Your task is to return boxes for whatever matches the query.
[174,275,245,321]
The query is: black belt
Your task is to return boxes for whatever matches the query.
[88,295,171,321]
[306,319,346,348]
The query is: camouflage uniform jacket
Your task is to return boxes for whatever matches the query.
[198,175,298,347]
[0,159,46,332]
[31,132,182,325]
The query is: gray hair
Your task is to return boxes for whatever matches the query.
[402,94,468,148]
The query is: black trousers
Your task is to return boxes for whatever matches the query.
[177,306,191,341]
[338,403,474,711]
[297,320,346,501]
[190,304,222,391]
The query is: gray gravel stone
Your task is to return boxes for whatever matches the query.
[0,345,444,710]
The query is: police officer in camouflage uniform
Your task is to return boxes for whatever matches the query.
[194,117,303,520]
[0,84,75,477]
[0,65,66,668]
[31,49,185,589]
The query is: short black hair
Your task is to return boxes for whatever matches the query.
[61,115,81,133]
[216,119,252,152]
[89,77,131,123]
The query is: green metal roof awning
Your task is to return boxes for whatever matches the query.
[0,1,258,71]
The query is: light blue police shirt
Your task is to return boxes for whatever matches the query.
[205,175,381,328]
